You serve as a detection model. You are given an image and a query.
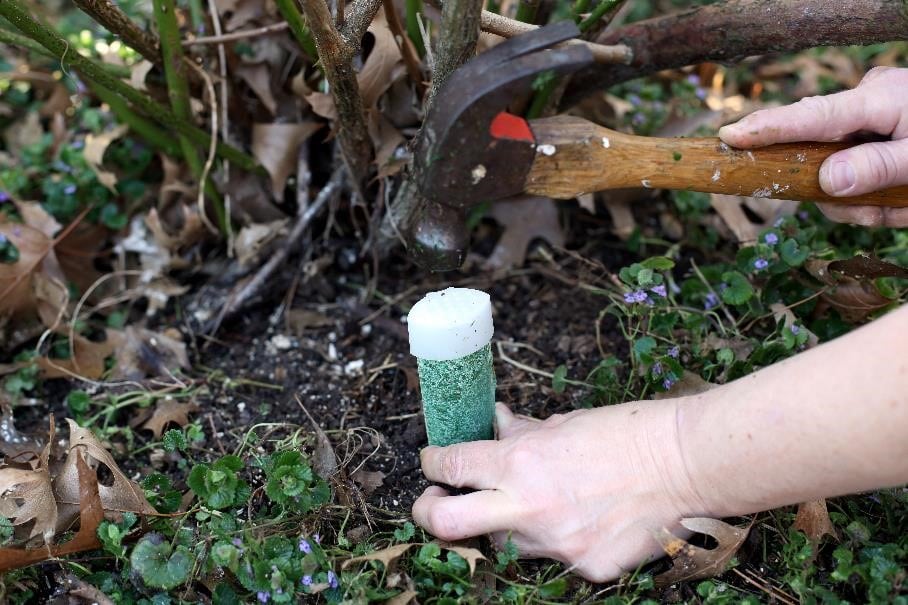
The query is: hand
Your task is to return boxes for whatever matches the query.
[718,66,908,227]
[411,401,712,582]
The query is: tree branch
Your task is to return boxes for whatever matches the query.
[563,0,908,107]
[278,0,372,189]
[480,10,631,64]
[427,0,482,106]
[71,0,161,65]
[341,0,383,50]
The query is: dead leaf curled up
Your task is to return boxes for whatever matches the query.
[654,517,749,585]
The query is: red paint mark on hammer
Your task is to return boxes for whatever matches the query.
[490,111,535,143]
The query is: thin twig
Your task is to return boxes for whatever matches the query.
[208,168,345,333]
[183,22,291,46]
[426,0,482,107]
[382,0,424,94]
[480,10,631,64]
[71,0,160,64]
[340,0,383,51]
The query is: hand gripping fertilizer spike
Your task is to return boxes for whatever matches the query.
[407,288,496,447]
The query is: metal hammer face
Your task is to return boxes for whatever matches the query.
[414,21,594,210]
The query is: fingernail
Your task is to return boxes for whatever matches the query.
[821,160,856,195]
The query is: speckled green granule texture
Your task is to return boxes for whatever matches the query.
[417,344,496,447]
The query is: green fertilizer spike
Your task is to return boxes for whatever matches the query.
[407,288,496,447]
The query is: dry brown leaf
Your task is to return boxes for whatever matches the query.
[139,400,200,439]
[0,221,52,317]
[0,466,57,543]
[359,8,406,108]
[237,63,278,116]
[0,448,105,572]
[485,196,565,270]
[805,259,894,323]
[54,419,155,532]
[827,254,908,280]
[440,544,486,575]
[352,469,386,496]
[709,194,798,244]
[342,543,415,570]
[4,112,43,157]
[287,309,334,335]
[38,84,72,118]
[252,123,323,196]
[130,60,155,92]
[367,109,406,177]
[602,194,637,240]
[37,333,116,380]
[108,326,189,380]
[654,517,750,586]
[84,125,129,193]
[304,91,339,121]
[234,220,288,267]
[577,193,596,214]
[793,499,836,558]
[386,589,418,605]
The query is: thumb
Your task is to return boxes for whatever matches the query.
[819,138,908,197]
[495,403,540,440]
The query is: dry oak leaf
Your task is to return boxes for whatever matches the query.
[805,259,894,323]
[0,466,57,543]
[108,326,190,381]
[485,196,565,270]
[237,62,278,116]
[386,590,418,605]
[654,517,750,586]
[351,469,386,497]
[84,124,129,192]
[139,400,200,439]
[342,543,415,571]
[0,221,52,317]
[252,122,323,196]
[793,499,837,557]
[437,543,486,576]
[54,419,155,533]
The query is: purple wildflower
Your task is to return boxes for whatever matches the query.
[256,592,270,603]
[314,534,321,544]
[12,226,21,237]
[231,538,243,548]
[663,375,677,391]
[695,87,708,100]
[0,233,7,245]
[623,291,637,304]
[798,210,809,221]
[704,292,720,311]
[790,324,800,335]
[628,93,642,107]
[774,217,786,228]
[668,346,680,359]
[686,74,701,86]
[764,232,779,245]
[650,284,667,298]
[302,575,313,587]
[71,140,85,150]
[0,191,9,203]
[327,570,338,589]
[652,362,663,377]
[632,112,646,126]
[299,538,312,554]
[64,184,77,195]
[624,290,650,305]
[754,258,769,271]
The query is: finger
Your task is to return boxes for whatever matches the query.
[420,441,504,489]
[495,403,540,440]
[718,87,897,148]
[819,138,908,197]
[818,203,908,228]
[412,488,518,541]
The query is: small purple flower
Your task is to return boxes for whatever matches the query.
[754,258,769,271]
[774,217,786,228]
[652,362,663,377]
[71,140,85,150]
[798,210,809,221]
[650,284,667,298]
[686,74,701,86]
[302,575,313,587]
[231,538,243,548]
[632,112,646,126]
[313,533,321,544]
[12,226,21,237]
[0,191,9,203]
[63,184,77,195]
[299,538,312,554]
[695,87,708,100]
[663,375,677,391]
[256,592,270,604]
[790,324,800,335]
[628,93,642,107]
[0,233,7,245]
[764,232,779,245]
[668,346,680,359]
[704,292,720,311]
[623,291,637,304]
[327,570,338,589]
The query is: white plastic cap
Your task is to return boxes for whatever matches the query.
[407,288,494,361]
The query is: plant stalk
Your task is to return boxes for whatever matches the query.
[405,0,425,56]
[88,82,183,157]
[273,0,317,58]
[0,0,262,174]
[0,26,130,78]
[71,0,161,65]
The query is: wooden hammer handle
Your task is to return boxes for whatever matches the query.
[526,116,908,206]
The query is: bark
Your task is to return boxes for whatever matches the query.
[563,0,908,108]
[427,0,483,107]
[72,0,161,65]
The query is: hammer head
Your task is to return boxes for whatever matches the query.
[414,21,594,209]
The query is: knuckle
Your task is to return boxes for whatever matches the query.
[796,95,832,120]
[428,504,462,541]
[861,65,894,85]
[505,440,541,471]
[437,447,466,487]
